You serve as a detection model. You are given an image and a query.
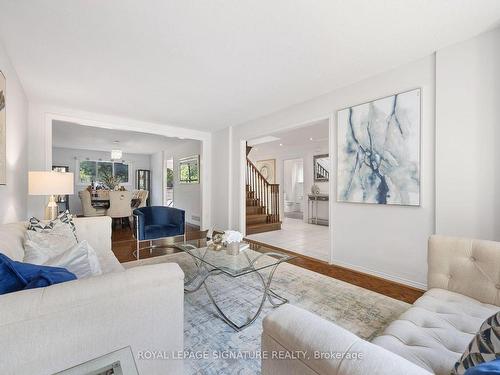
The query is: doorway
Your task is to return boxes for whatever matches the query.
[244,118,331,262]
[283,158,304,220]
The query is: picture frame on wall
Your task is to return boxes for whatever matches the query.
[336,88,421,206]
[313,154,329,182]
[256,159,276,184]
[0,70,6,185]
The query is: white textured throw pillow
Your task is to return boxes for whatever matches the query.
[24,222,78,263]
[44,241,103,279]
[27,210,78,240]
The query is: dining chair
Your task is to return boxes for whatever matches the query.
[107,190,133,228]
[138,190,149,207]
[79,190,107,217]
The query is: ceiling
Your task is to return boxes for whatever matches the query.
[52,120,190,154]
[1,1,499,131]
[249,119,329,155]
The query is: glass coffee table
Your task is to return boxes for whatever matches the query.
[176,243,295,331]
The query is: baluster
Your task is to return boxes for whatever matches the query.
[260,177,262,210]
[260,176,263,211]
[265,183,268,218]
[257,175,260,209]
[253,167,256,197]
[260,177,263,213]
[270,185,273,222]
[252,165,255,196]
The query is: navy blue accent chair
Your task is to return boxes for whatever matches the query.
[133,206,186,260]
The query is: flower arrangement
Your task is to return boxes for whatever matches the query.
[222,230,243,245]
[100,170,122,190]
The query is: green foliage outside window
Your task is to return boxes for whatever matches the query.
[114,163,129,183]
[79,160,96,183]
[97,162,113,182]
[79,160,129,186]
[166,168,174,188]
[179,155,200,184]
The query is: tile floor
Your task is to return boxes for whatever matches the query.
[246,217,330,261]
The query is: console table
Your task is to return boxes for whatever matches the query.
[307,194,329,226]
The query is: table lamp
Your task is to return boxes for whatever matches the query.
[29,171,74,220]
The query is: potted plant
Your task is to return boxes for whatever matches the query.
[101,170,122,190]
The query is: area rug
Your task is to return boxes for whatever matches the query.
[125,252,409,374]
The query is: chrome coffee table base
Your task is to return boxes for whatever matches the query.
[183,249,289,331]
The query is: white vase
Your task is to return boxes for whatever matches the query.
[226,242,240,256]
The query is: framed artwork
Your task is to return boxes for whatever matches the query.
[337,88,421,206]
[0,71,5,185]
[313,154,329,182]
[179,155,200,184]
[256,159,276,183]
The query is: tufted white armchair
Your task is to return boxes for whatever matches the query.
[262,235,500,375]
[427,235,500,305]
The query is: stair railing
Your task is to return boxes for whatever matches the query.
[246,158,280,223]
[316,163,329,179]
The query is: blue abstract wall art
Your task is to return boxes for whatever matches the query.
[337,89,421,206]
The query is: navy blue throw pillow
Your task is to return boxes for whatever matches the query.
[0,253,76,295]
[465,359,500,375]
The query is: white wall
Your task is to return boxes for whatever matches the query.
[151,139,202,226]
[0,41,28,223]
[436,27,500,241]
[150,151,163,207]
[52,147,151,215]
[210,126,232,230]
[213,55,436,288]
[249,140,329,222]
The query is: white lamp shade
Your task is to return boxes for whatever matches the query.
[111,149,122,160]
[29,171,74,196]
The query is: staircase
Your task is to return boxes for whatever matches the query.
[246,150,281,235]
[316,162,329,180]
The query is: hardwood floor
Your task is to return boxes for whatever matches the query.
[111,227,424,304]
[246,238,424,304]
[111,224,207,263]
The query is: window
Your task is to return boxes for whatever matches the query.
[179,155,200,184]
[78,160,130,185]
[114,162,129,183]
[79,160,97,183]
[97,161,113,182]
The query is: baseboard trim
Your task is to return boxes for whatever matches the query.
[329,258,427,291]
[186,221,201,229]
[246,237,426,290]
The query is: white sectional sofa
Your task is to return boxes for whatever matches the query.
[0,216,184,375]
[262,235,500,375]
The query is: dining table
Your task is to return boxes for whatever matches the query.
[91,198,141,210]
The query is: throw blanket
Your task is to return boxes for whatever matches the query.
[0,253,76,295]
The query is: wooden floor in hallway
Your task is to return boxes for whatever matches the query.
[111,225,424,304]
